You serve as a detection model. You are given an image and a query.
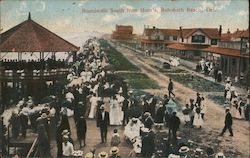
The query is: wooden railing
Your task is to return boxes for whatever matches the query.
[26,137,38,158]
[1,68,69,81]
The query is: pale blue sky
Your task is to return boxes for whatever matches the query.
[0,0,249,34]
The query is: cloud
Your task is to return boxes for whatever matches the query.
[142,4,161,22]
[16,1,28,16]
[77,1,86,7]
[35,0,46,12]
[238,10,248,16]
[102,14,119,22]
[198,0,231,11]
[120,4,134,10]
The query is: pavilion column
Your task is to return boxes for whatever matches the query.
[72,51,77,62]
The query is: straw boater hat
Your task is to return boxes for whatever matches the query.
[144,112,151,116]
[98,151,108,158]
[140,127,150,133]
[41,113,48,119]
[84,152,94,158]
[215,152,226,158]
[61,129,70,136]
[178,146,190,153]
[168,154,181,158]
[110,146,120,155]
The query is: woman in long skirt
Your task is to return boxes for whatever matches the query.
[193,107,203,128]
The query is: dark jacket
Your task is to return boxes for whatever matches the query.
[169,115,180,130]
[225,112,233,126]
[168,81,173,91]
[96,111,109,128]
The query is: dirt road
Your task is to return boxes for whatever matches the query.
[111,42,250,158]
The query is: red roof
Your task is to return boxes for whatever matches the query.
[167,43,209,51]
[143,28,179,37]
[167,43,249,58]
[202,47,249,58]
[181,28,220,39]
[221,29,249,41]
[0,16,79,52]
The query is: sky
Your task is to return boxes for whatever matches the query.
[0,0,249,34]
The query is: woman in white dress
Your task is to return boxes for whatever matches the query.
[116,93,125,123]
[88,94,99,119]
[193,106,203,128]
[109,96,121,125]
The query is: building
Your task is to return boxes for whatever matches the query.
[167,27,249,79]
[112,25,133,40]
[0,13,79,103]
[139,26,179,50]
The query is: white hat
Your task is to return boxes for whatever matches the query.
[215,152,225,158]
[178,146,190,153]
[98,151,108,158]
[141,127,149,133]
[168,154,180,158]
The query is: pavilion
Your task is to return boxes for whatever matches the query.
[0,13,80,104]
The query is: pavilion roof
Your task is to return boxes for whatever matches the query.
[0,13,80,52]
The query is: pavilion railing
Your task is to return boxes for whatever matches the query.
[1,68,70,80]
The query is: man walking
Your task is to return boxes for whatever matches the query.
[220,108,233,137]
[96,105,109,143]
[168,78,175,98]
[169,111,180,144]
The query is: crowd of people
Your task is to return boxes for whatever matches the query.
[224,77,250,120]
[1,58,68,70]
[1,38,250,158]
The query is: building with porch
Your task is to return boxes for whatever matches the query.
[0,13,79,105]
[139,26,179,50]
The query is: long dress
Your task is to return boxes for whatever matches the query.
[88,96,99,119]
[109,99,121,125]
[116,94,125,123]
[193,108,203,127]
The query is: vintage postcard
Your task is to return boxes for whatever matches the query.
[0,0,249,158]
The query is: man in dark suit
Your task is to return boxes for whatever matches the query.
[168,78,175,98]
[96,105,109,143]
[168,111,180,144]
[220,108,233,136]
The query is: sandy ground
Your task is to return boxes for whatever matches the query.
[111,42,250,158]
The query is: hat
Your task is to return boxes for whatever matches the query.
[84,152,94,158]
[110,146,120,155]
[178,146,190,153]
[144,112,151,116]
[168,154,181,158]
[61,129,70,136]
[41,113,48,119]
[36,117,43,122]
[100,105,105,110]
[140,127,149,133]
[62,135,69,140]
[195,148,203,156]
[98,151,108,158]
[128,90,133,94]
[226,77,231,82]
[215,152,225,158]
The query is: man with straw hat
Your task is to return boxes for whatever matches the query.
[96,105,110,143]
[85,152,94,158]
[98,151,108,158]
[109,146,121,158]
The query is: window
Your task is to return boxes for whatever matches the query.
[211,39,217,45]
[165,35,169,40]
[191,35,205,43]
[173,36,177,41]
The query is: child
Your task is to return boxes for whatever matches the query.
[110,129,121,147]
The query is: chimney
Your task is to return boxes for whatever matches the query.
[219,25,222,37]
[227,28,230,34]
[28,12,31,20]
[179,26,183,42]
[237,28,239,32]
